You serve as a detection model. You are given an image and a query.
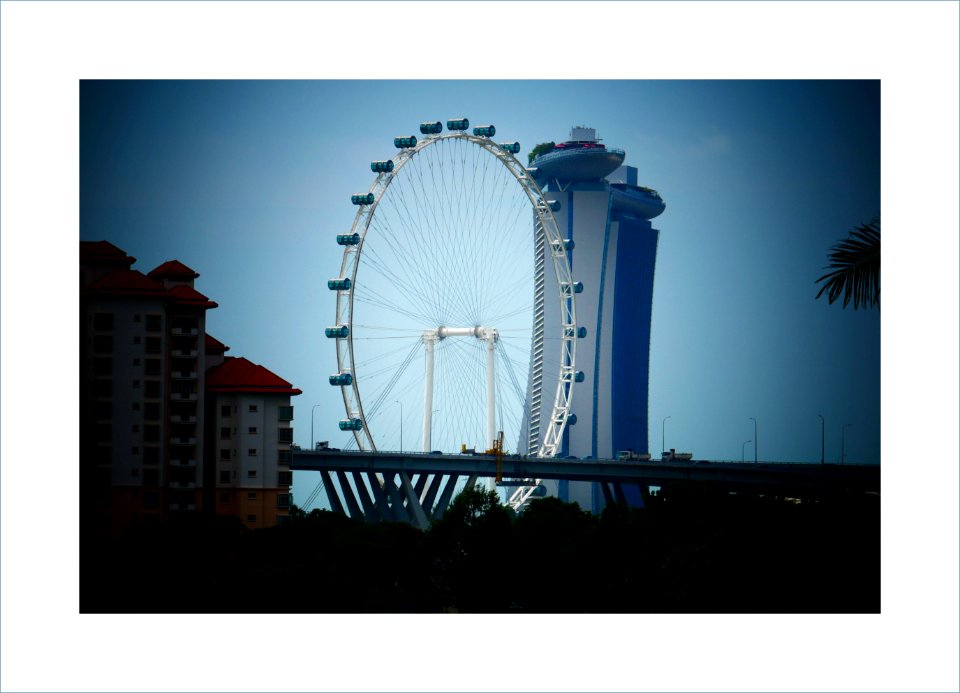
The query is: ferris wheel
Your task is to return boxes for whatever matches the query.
[325,118,578,506]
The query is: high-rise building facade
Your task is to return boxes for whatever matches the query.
[522,128,665,511]
[80,241,299,534]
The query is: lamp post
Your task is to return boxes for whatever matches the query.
[742,440,752,464]
[310,403,321,451]
[841,423,852,465]
[817,414,825,464]
[395,400,403,452]
[749,417,758,463]
[662,416,671,456]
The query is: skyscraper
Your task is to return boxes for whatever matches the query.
[522,127,665,511]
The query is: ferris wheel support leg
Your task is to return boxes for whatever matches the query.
[422,332,437,452]
[485,330,497,493]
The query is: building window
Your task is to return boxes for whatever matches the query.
[94,379,112,397]
[131,468,140,477]
[143,425,160,443]
[131,447,139,455]
[134,314,141,323]
[248,449,257,457]
[132,380,140,389]
[247,470,257,478]
[133,336,141,345]
[278,428,293,444]
[219,449,230,461]
[132,358,141,366]
[278,450,292,465]
[144,402,160,420]
[278,406,294,421]
[247,492,257,500]
[219,471,230,484]
[145,337,162,354]
[144,381,160,398]
[145,359,161,376]
[220,493,230,504]
[93,313,113,331]
[93,357,112,375]
[145,314,162,332]
[221,405,231,417]
[278,471,292,486]
[93,335,113,353]
[246,514,256,523]
[220,427,231,440]
[144,491,159,509]
[248,426,257,435]
[143,447,159,465]
[96,423,111,443]
[248,404,258,413]
[143,469,159,486]
[277,494,292,508]
[132,424,140,432]
[95,401,112,419]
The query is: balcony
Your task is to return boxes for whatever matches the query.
[173,349,199,358]
[171,327,199,336]
[170,480,196,489]
[170,436,197,446]
[173,414,197,423]
[168,502,197,512]
[171,370,198,380]
[170,391,197,401]
[171,458,197,467]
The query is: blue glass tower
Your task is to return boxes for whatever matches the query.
[521,127,665,511]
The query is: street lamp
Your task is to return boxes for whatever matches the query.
[817,414,825,464]
[395,400,403,452]
[742,439,752,464]
[749,417,758,463]
[310,403,321,451]
[841,423,852,465]
[662,416,671,456]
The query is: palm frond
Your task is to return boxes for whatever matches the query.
[815,219,880,309]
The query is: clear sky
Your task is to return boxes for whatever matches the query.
[81,79,880,498]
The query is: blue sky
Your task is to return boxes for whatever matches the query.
[81,79,880,493]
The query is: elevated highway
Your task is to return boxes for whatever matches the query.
[291,450,878,528]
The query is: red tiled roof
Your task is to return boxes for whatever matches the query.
[83,270,168,298]
[205,333,230,353]
[206,357,302,395]
[80,241,135,266]
[148,260,200,280]
[168,284,218,309]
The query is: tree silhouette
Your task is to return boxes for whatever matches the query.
[815,219,880,309]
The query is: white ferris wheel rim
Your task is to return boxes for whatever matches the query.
[332,130,578,464]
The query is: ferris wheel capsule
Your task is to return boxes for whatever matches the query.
[339,418,363,431]
[328,278,351,291]
[393,136,417,149]
[370,160,394,173]
[329,373,354,386]
[325,325,349,338]
[499,142,521,154]
[420,121,443,135]
[336,233,360,246]
[473,125,496,138]
[446,117,469,131]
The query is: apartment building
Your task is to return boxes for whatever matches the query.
[205,355,300,528]
[80,241,299,534]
